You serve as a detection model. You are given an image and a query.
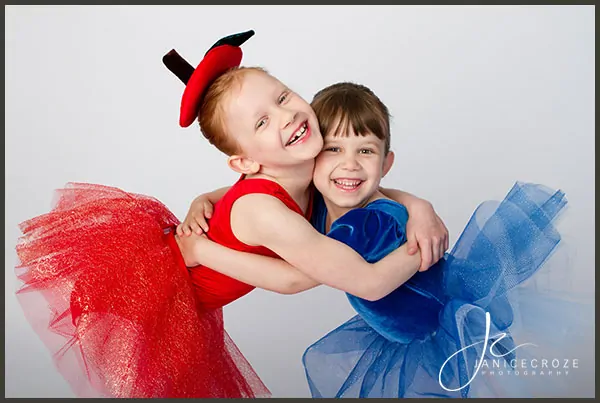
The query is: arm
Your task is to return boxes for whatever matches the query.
[230,194,421,301]
[379,187,423,208]
[203,186,231,204]
[176,233,320,295]
[379,187,449,270]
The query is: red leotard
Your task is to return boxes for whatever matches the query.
[185,176,313,309]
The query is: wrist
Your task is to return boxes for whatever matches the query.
[175,234,201,267]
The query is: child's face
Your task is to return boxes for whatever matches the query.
[223,70,323,167]
[313,125,393,210]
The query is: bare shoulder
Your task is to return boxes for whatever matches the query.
[231,193,291,220]
[230,193,296,245]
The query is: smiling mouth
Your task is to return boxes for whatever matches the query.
[286,121,309,146]
[332,179,364,192]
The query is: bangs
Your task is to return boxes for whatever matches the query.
[311,83,390,151]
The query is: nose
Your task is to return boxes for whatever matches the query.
[340,152,361,171]
[281,110,297,130]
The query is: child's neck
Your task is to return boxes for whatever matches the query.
[248,160,315,214]
[323,190,387,232]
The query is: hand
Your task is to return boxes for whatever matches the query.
[174,232,208,267]
[405,200,449,272]
[176,195,214,237]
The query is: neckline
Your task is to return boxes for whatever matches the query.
[326,198,401,230]
[237,175,313,219]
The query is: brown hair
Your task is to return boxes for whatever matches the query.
[197,66,268,155]
[311,82,391,154]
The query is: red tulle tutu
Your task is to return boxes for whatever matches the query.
[15,183,270,398]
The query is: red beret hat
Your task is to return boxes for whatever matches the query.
[163,30,255,128]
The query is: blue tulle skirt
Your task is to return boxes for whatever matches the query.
[303,182,590,398]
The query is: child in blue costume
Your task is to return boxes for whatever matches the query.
[300,82,584,398]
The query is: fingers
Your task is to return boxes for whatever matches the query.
[407,233,419,255]
[193,214,209,235]
[204,201,214,219]
[178,217,212,238]
[177,219,203,237]
[419,239,433,272]
[439,218,450,252]
[444,229,450,252]
[188,219,203,236]
[440,226,448,257]
[179,196,215,237]
[183,224,193,236]
[430,236,441,264]
[177,222,194,237]
[439,239,446,261]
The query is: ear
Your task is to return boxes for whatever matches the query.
[227,154,261,175]
[382,151,395,177]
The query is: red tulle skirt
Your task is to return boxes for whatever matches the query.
[14,183,270,398]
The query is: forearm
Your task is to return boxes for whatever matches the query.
[205,186,231,204]
[369,245,421,299]
[192,237,321,294]
[273,233,421,301]
[380,187,428,209]
[308,242,421,301]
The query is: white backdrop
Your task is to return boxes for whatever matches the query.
[5,5,594,398]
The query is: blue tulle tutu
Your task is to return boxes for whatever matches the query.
[303,182,586,398]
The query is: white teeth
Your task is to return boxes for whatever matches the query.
[288,134,301,145]
[287,123,308,146]
[333,179,362,187]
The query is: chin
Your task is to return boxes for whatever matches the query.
[331,196,364,209]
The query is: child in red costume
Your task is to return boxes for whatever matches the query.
[15,30,447,398]
[184,177,315,309]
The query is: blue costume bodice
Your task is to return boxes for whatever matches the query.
[304,183,569,398]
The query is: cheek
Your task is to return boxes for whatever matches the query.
[293,98,316,116]
[235,134,255,153]
[291,96,309,108]
[256,129,281,150]
[312,158,331,182]
[357,158,379,176]
[315,152,336,168]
